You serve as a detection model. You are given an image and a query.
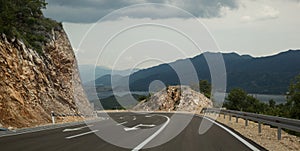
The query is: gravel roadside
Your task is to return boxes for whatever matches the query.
[206,114,300,151]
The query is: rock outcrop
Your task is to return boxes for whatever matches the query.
[0,29,90,128]
[133,86,213,112]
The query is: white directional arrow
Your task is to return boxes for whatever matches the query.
[133,116,137,121]
[124,124,156,131]
[132,115,170,151]
[63,125,92,132]
[100,117,109,120]
[124,127,140,131]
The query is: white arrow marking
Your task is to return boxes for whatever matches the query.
[133,116,137,121]
[124,127,140,131]
[100,117,109,120]
[124,124,156,131]
[63,125,92,132]
[117,121,128,126]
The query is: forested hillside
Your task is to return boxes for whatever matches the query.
[124,50,300,94]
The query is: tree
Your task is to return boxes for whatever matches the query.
[286,75,300,119]
[268,99,276,108]
[244,95,264,113]
[0,0,59,53]
[224,88,247,110]
[199,80,212,99]
[223,88,265,113]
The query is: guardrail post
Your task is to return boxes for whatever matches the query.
[245,119,248,126]
[229,115,232,121]
[277,127,281,140]
[51,111,55,124]
[223,114,226,119]
[236,117,238,123]
[93,111,98,118]
[258,122,262,133]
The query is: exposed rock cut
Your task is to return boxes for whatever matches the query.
[133,86,213,112]
[0,29,90,128]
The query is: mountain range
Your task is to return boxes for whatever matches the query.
[90,49,300,95]
[78,65,139,84]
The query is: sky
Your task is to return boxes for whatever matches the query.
[43,0,300,70]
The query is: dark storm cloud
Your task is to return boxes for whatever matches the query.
[43,0,240,23]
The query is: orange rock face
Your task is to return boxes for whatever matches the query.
[0,29,90,128]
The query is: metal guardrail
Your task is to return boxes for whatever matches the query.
[0,118,105,137]
[203,108,300,140]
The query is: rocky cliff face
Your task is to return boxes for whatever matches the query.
[133,86,213,112]
[0,29,90,128]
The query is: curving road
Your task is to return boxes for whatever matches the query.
[0,112,265,151]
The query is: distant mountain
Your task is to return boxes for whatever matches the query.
[86,74,124,86]
[78,65,139,84]
[108,49,300,94]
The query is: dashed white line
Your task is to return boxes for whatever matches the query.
[65,130,99,139]
[137,124,156,127]
[117,121,128,126]
[63,125,93,132]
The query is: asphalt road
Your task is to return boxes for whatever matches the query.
[0,112,265,151]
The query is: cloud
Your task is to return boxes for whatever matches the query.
[240,15,253,22]
[259,6,280,20]
[43,0,239,23]
[241,5,280,22]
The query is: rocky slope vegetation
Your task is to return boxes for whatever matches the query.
[0,29,90,128]
[133,86,213,112]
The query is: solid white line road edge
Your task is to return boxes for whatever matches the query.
[65,130,99,139]
[132,115,170,151]
[203,116,260,151]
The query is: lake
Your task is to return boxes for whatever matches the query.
[248,93,286,104]
[86,90,286,104]
[213,92,286,104]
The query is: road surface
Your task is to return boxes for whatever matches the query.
[0,112,265,151]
